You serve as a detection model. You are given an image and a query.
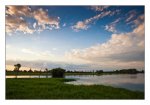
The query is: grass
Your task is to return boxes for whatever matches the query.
[6,78,144,99]
[6,71,144,76]
[6,71,48,75]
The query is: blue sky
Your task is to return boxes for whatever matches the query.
[6,6,144,71]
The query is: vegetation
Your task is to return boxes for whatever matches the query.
[6,78,144,99]
[51,68,65,78]
[13,63,21,78]
[6,68,144,76]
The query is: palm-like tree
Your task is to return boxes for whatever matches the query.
[14,64,21,78]
[14,64,21,71]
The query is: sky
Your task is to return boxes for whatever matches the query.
[6,6,144,71]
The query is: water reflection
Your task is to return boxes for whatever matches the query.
[6,75,52,78]
[6,74,144,91]
[65,74,144,91]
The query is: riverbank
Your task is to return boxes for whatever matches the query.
[6,71,144,76]
[6,78,144,99]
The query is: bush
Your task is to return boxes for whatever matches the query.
[51,68,65,78]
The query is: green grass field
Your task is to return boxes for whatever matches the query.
[6,78,144,99]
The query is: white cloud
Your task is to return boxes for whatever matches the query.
[52,48,57,51]
[63,23,66,27]
[72,21,88,31]
[33,8,60,31]
[6,6,60,35]
[33,22,37,29]
[22,48,35,55]
[66,15,144,70]
[72,10,120,31]
[21,48,54,58]
[105,18,121,33]
[126,10,137,22]
[90,6,110,12]
[6,15,35,35]
[6,6,32,17]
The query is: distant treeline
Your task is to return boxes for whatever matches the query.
[96,69,144,74]
[6,68,144,74]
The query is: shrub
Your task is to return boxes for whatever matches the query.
[51,68,65,78]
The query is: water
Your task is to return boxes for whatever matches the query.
[6,75,52,78]
[66,74,144,92]
[6,73,144,92]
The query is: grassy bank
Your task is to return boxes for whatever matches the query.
[6,78,144,99]
[6,71,144,76]
[6,71,48,75]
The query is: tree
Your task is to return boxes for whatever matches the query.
[51,68,65,78]
[96,70,103,74]
[45,68,48,78]
[14,64,21,71]
[14,63,21,78]
[28,68,33,72]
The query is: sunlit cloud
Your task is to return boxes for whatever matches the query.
[72,9,120,31]
[33,8,60,31]
[67,15,144,70]
[126,10,137,22]
[6,6,60,35]
[6,15,35,35]
[21,48,55,60]
[6,6,144,71]
[105,18,121,33]
[6,6,32,17]
[90,6,110,12]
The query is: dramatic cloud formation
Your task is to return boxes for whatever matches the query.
[6,15,34,35]
[6,6,144,71]
[67,15,144,69]
[6,6,32,17]
[6,6,60,35]
[72,10,120,31]
[33,8,60,31]
[105,18,121,33]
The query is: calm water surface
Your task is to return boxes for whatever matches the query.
[6,73,144,91]
[66,74,144,92]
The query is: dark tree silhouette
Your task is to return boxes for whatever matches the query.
[45,68,48,78]
[14,63,21,78]
[51,68,65,78]
[28,68,33,72]
[14,64,21,71]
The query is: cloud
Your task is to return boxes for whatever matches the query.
[6,6,32,17]
[105,18,121,33]
[33,22,37,29]
[22,48,36,55]
[133,14,144,26]
[33,8,60,31]
[6,15,35,35]
[90,6,110,12]
[66,15,144,70]
[63,23,66,27]
[126,10,137,22]
[72,10,120,31]
[6,6,60,35]
[72,21,88,31]
[21,48,54,58]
